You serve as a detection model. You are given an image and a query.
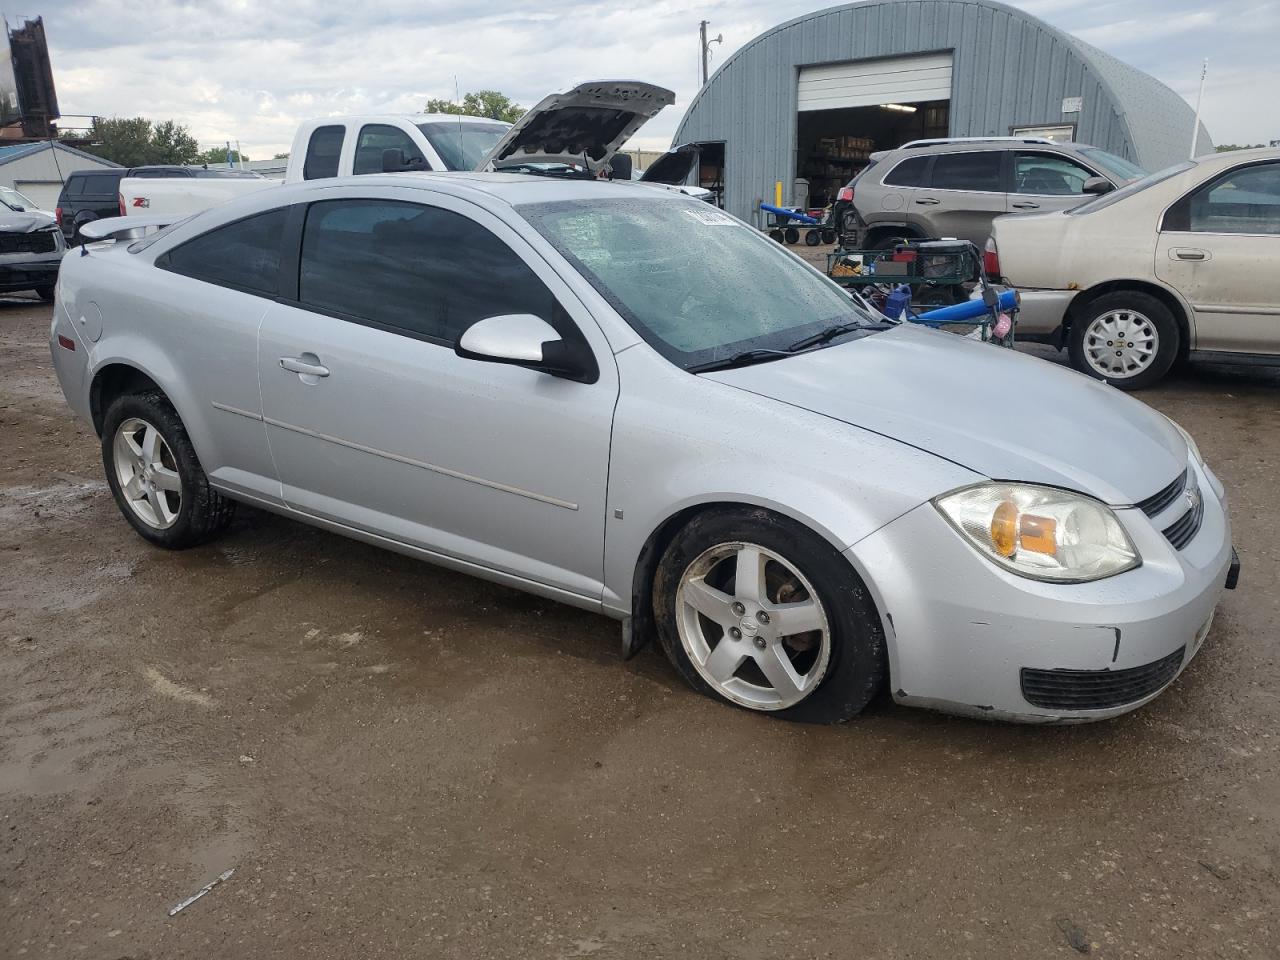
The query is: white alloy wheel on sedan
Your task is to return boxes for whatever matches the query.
[1081,309,1159,379]
[1068,290,1179,390]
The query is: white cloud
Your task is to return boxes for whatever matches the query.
[35,0,1280,157]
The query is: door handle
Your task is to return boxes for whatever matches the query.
[1011,201,1040,210]
[1174,248,1208,261]
[914,197,940,205]
[279,355,330,378]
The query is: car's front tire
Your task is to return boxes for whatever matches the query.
[653,508,886,724]
[1068,291,1179,390]
[101,391,235,548]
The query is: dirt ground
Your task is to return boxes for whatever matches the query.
[2,297,1279,960]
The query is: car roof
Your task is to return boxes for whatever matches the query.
[1191,146,1280,171]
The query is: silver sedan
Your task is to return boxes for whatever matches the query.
[49,174,1236,723]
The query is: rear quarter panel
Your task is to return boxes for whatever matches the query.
[120,177,279,218]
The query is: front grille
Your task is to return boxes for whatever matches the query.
[1163,495,1205,549]
[1020,647,1186,710]
[1136,470,1187,517]
[0,230,57,255]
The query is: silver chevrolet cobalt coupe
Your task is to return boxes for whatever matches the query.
[50,174,1237,723]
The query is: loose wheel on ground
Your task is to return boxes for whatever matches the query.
[653,508,886,724]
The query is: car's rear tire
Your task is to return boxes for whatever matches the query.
[653,508,886,724]
[1068,291,1179,390]
[101,391,235,549]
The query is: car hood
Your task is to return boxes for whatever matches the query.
[704,325,1187,506]
[0,210,57,233]
[478,80,675,176]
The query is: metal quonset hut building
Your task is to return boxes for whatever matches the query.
[673,0,1211,222]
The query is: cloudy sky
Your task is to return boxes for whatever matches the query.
[37,0,1280,158]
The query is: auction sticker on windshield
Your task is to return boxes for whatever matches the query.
[682,207,736,226]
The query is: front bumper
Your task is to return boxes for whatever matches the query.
[0,247,63,291]
[847,460,1232,722]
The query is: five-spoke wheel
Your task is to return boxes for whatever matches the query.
[112,416,183,529]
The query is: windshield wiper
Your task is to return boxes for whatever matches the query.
[786,320,872,353]
[687,348,792,374]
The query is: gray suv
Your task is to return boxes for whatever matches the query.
[835,138,1146,249]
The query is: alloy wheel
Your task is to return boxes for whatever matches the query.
[675,541,831,710]
[1083,309,1159,379]
[112,417,182,529]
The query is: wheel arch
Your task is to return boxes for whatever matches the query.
[89,362,167,436]
[1065,279,1192,357]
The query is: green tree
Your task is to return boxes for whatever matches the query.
[424,89,525,123]
[1215,143,1265,152]
[83,116,201,167]
[195,146,251,167]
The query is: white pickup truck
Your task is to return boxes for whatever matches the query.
[120,81,706,218]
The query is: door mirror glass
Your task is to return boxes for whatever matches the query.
[455,314,596,382]
[1082,176,1113,195]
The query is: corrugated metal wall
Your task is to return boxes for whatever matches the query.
[674,0,1200,223]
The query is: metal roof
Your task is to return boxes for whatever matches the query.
[673,0,1209,222]
[0,140,121,168]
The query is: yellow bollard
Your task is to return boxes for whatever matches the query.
[775,180,783,207]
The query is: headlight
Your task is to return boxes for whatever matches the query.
[934,483,1140,582]
[1166,418,1205,467]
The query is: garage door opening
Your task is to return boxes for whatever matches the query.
[796,52,952,208]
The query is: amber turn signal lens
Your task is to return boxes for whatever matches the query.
[990,500,1017,557]
[1019,514,1058,555]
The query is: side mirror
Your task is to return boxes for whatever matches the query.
[1081,176,1114,195]
[454,314,598,383]
[381,148,428,173]
[608,153,633,181]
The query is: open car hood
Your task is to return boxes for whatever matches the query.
[478,80,675,176]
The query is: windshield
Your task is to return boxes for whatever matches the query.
[417,120,510,171]
[520,197,882,369]
[0,185,36,210]
[1077,147,1147,182]
[1069,161,1195,214]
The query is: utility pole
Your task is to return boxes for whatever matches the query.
[1190,58,1207,159]
[700,20,722,86]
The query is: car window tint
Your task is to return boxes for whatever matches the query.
[353,124,427,175]
[1189,163,1280,235]
[929,152,1003,192]
[1013,152,1093,195]
[883,155,929,187]
[298,199,557,344]
[160,208,287,295]
[81,173,121,196]
[303,125,345,180]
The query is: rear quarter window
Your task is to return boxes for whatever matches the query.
[157,208,288,296]
[882,155,930,187]
[78,173,123,197]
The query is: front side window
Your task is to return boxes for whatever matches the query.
[929,152,1004,192]
[303,125,345,180]
[158,208,287,295]
[883,155,929,187]
[1012,152,1095,195]
[415,121,509,171]
[353,124,428,175]
[1188,163,1280,235]
[298,199,557,344]
[520,198,882,368]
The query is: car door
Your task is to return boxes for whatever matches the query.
[910,150,1006,243]
[1155,160,1280,353]
[257,187,619,602]
[1008,150,1099,215]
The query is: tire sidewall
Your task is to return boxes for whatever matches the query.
[653,508,886,724]
[1069,291,1179,390]
[101,393,208,548]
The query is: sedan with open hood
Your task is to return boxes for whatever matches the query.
[51,175,1237,723]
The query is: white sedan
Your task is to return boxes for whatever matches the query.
[990,147,1280,389]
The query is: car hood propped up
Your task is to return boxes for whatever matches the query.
[705,325,1188,506]
[478,81,675,177]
